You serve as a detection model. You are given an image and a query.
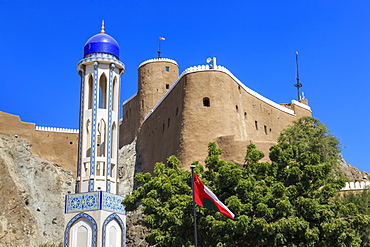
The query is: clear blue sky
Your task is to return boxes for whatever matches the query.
[1,1,369,172]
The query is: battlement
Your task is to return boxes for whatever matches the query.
[36,126,79,134]
[341,181,370,191]
[138,57,178,68]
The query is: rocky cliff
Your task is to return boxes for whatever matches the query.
[0,134,147,247]
[0,134,74,246]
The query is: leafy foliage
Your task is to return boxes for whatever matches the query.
[123,117,370,246]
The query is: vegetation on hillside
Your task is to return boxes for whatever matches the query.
[123,117,370,246]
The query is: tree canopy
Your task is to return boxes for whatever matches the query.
[123,117,370,246]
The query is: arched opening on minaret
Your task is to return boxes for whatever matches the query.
[103,214,125,247]
[111,122,117,158]
[99,73,107,109]
[113,77,118,112]
[87,75,93,109]
[97,119,106,157]
[77,225,88,246]
[85,119,91,157]
[65,213,97,247]
[70,218,93,247]
[107,219,121,247]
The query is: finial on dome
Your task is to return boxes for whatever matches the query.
[100,20,105,34]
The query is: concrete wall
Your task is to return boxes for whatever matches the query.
[0,111,78,175]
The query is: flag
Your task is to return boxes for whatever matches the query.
[159,36,166,41]
[193,173,235,219]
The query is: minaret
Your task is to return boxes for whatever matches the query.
[64,22,126,247]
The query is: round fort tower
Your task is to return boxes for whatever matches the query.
[137,58,179,121]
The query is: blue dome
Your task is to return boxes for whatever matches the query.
[84,33,120,58]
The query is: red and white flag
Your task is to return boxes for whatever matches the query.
[193,173,235,219]
[159,36,166,41]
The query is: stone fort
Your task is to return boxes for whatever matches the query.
[0,56,311,175]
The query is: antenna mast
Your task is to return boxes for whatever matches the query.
[294,51,302,101]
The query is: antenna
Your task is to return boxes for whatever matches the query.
[294,51,302,101]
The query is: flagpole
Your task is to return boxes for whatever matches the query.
[190,165,198,247]
[158,38,161,58]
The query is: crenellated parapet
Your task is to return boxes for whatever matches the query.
[341,181,370,191]
[36,126,79,133]
[138,57,178,68]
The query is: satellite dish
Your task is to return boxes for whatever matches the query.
[206,57,213,63]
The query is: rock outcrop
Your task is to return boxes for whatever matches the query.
[337,155,369,181]
[0,134,74,246]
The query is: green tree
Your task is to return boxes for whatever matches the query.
[123,117,370,246]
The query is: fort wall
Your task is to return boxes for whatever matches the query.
[120,93,140,146]
[133,64,312,172]
[0,111,78,175]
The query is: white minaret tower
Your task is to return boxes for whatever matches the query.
[64,22,126,247]
[76,21,124,194]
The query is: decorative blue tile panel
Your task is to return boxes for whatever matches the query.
[65,191,126,215]
[102,192,126,215]
[66,192,100,213]
[77,53,125,70]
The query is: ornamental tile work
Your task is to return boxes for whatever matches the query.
[65,191,126,215]
[77,53,125,69]
[102,192,126,214]
[66,192,100,213]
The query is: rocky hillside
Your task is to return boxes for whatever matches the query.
[0,134,74,246]
[0,134,147,247]
[337,154,370,181]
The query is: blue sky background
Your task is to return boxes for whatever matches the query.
[1,0,369,172]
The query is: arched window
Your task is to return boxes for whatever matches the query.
[107,220,121,247]
[203,97,210,107]
[111,122,116,158]
[86,120,91,157]
[71,219,93,247]
[97,119,106,157]
[99,74,107,109]
[87,75,93,109]
[112,77,117,112]
[65,213,97,247]
[103,214,125,247]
